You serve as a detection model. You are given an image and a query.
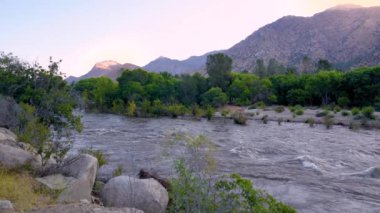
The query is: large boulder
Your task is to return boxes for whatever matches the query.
[0,144,39,169]
[101,176,169,213]
[28,203,144,213]
[0,200,14,213]
[59,154,98,187]
[37,154,98,204]
[0,96,23,130]
[0,128,17,147]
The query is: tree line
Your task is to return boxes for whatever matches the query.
[73,53,380,116]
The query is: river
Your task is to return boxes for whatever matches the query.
[73,113,380,213]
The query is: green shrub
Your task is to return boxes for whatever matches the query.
[221,109,230,117]
[295,109,304,116]
[337,97,350,107]
[205,106,215,121]
[341,111,350,117]
[166,104,187,118]
[112,165,123,177]
[274,106,285,113]
[80,148,108,167]
[126,101,137,117]
[255,101,266,109]
[191,104,204,118]
[333,106,341,113]
[305,118,315,127]
[323,115,334,129]
[232,113,247,125]
[361,106,375,119]
[351,107,360,116]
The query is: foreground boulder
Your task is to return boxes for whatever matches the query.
[37,154,98,203]
[101,176,169,213]
[28,203,144,213]
[0,128,17,147]
[0,144,39,169]
[0,96,23,130]
[0,200,14,213]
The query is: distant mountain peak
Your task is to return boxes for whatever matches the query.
[94,60,121,69]
[327,4,363,11]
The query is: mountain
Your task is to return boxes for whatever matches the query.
[143,51,221,75]
[225,5,380,71]
[66,60,139,83]
[143,5,380,74]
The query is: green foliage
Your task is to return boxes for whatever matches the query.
[361,106,375,120]
[166,104,187,118]
[315,110,329,117]
[80,148,108,167]
[201,87,228,108]
[111,99,124,114]
[351,107,360,116]
[167,134,296,213]
[255,101,266,109]
[205,105,215,121]
[274,106,285,113]
[323,115,334,129]
[232,112,247,125]
[126,101,137,117]
[305,118,315,127]
[206,53,232,91]
[333,106,341,113]
[112,165,123,177]
[221,109,230,117]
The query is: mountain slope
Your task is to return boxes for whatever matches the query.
[226,5,380,71]
[143,5,380,74]
[66,60,139,83]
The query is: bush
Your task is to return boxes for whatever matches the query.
[205,106,215,121]
[341,111,350,117]
[323,115,334,129]
[349,121,361,131]
[221,109,230,117]
[305,118,315,127]
[126,101,137,117]
[295,109,304,116]
[112,165,123,177]
[274,106,285,113]
[255,101,266,109]
[333,106,341,113]
[351,107,360,116]
[361,106,375,119]
[166,104,187,118]
[191,104,204,118]
[80,148,108,167]
[232,113,247,125]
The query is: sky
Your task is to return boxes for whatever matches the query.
[1,0,380,77]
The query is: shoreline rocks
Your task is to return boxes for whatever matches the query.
[101,176,169,213]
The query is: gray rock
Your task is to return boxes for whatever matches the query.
[39,154,99,204]
[0,200,14,213]
[27,203,144,213]
[0,96,23,130]
[101,176,168,213]
[36,174,77,190]
[0,144,39,169]
[0,128,17,146]
[58,178,93,203]
[59,154,98,186]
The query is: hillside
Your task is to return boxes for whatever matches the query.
[143,5,380,74]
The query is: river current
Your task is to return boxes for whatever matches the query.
[73,113,380,213]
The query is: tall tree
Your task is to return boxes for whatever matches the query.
[317,59,333,71]
[206,53,232,91]
[254,59,266,78]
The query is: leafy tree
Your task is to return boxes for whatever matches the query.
[267,58,286,76]
[201,87,228,107]
[254,59,266,78]
[206,53,232,91]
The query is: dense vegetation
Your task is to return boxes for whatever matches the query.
[0,52,81,166]
[73,53,380,117]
